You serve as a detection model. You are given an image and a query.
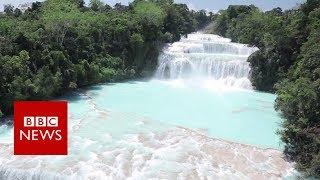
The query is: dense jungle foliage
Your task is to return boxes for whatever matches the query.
[212,0,320,177]
[0,0,212,117]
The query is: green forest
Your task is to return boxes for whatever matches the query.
[1,0,320,178]
[0,0,211,116]
[212,0,320,177]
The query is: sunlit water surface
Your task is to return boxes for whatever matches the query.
[89,79,282,149]
[0,34,297,179]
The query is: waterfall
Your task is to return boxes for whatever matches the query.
[155,33,258,89]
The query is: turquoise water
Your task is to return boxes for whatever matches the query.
[0,79,291,179]
[0,33,291,179]
[87,79,283,149]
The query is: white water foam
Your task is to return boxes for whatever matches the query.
[0,117,294,179]
[0,90,295,179]
[0,33,296,179]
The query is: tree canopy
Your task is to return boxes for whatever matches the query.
[0,0,211,116]
[212,1,320,177]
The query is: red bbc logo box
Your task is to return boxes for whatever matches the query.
[14,101,68,155]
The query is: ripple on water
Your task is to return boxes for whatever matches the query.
[0,109,294,179]
[0,33,294,179]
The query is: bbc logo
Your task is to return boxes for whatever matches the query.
[24,116,58,127]
[14,101,68,155]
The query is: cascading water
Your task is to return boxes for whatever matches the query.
[156,33,258,89]
[0,33,295,179]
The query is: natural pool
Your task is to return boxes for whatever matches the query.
[0,79,292,179]
[87,79,282,149]
[0,33,295,179]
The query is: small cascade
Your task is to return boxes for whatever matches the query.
[155,33,258,89]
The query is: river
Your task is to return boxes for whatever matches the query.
[0,33,296,179]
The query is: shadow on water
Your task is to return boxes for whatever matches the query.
[0,77,153,126]
[57,78,152,104]
[58,91,87,102]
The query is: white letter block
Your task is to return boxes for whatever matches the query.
[24,117,35,127]
[47,117,58,127]
[35,117,47,127]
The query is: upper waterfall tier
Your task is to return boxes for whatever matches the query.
[155,33,258,89]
